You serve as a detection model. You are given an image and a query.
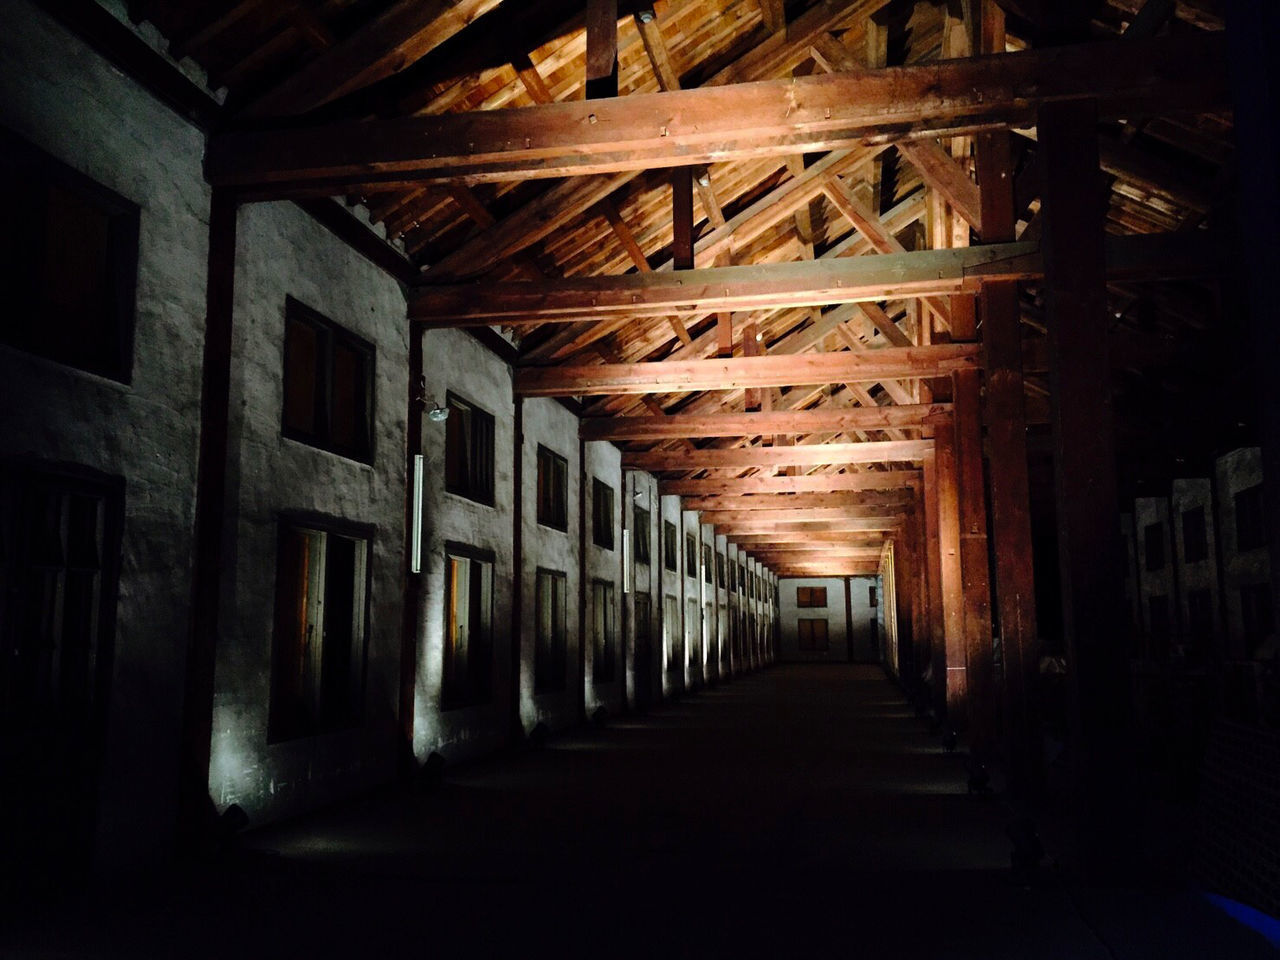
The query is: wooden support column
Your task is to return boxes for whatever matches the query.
[923,449,946,717]
[977,0,1041,797]
[952,294,995,749]
[1040,97,1131,874]
[742,322,762,410]
[585,0,619,100]
[578,437,588,721]
[844,575,855,662]
[510,396,525,740]
[672,166,694,270]
[178,190,238,849]
[935,420,967,726]
[914,483,934,694]
[398,323,423,777]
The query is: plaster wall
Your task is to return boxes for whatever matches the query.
[682,509,705,687]
[414,328,515,762]
[624,469,661,710]
[1216,447,1269,658]
[715,533,730,678]
[0,0,209,867]
[583,440,623,714]
[779,578,848,661]
[520,399,581,730]
[659,494,684,695]
[1134,496,1178,655]
[210,200,407,826]
[1171,478,1221,657]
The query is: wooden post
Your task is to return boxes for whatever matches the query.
[977,2,1041,796]
[398,322,423,777]
[951,294,996,751]
[742,321,761,410]
[923,450,946,716]
[578,437,588,721]
[510,397,525,740]
[935,420,967,726]
[672,166,694,270]
[1040,97,1131,874]
[178,190,237,850]
[844,575,855,662]
[585,0,619,100]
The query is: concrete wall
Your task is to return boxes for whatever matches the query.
[414,328,515,762]
[209,200,407,825]
[624,469,661,710]
[715,533,730,678]
[1216,447,1269,659]
[1171,478,1221,658]
[583,440,623,715]
[520,399,581,731]
[0,0,210,868]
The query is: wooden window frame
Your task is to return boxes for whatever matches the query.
[0,127,140,385]
[441,541,496,710]
[591,578,617,682]
[797,617,830,652]
[663,520,678,572]
[797,586,828,608]
[592,477,615,550]
[282,296,376,464]
[443,391,496,506]
[633,506,651,566]
[685,532,698,580]
[268,511,374,743]
[534,567,568,692]
[536,445,569,532]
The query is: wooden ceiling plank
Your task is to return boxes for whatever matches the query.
[661,471,920,495]
[240,0,506,118]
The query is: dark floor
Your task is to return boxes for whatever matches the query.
[5,664,1276,958]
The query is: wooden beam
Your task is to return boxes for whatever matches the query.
[580,404,952,440]
[696,506,904,524]
[415,242,1035,322]
[623,439,933,470]
[240,0,505,118]
[206,34,1229,193]
[661,471,920,496]
[412,232,1214,324]
[678,491,915,511]
[729,530,890,543]
[934,422,966,725]
[716,517,900,534]
[518,345,978,397]
[586,0,619,83]
[672,167,695,270]
[1040,97,1131,874]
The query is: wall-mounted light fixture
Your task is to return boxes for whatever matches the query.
[414,375,451,422]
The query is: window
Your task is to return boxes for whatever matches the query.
[685,533,698,578]
[634,507,651,565]
[592,579,617,681]
[716,552,726,587]
[1236,484,1266,552]
[270,517,370,742]
[0,130,139,384]
[663,521,678,572]
[1241,582,1274,653]
[536,445,568,531]
[1143,522,1165,572]
[592,478,615,550]
[444,393,495,505]
[283,297,375,463]
[535,569,567,691]
[738,564,746,593]
[797,586,827,608]
[798,618,829,652]
[664,594,681,672]
[869,585,878,607]
[442,543,494,709]
[702,544,713,584]
[1187,587,1214,652]
[1181,506,1207,564]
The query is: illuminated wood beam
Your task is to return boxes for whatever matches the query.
[714,517,901,534]
[679,491,915,511]
[696,506,904,524]
[623,439,932,471]
[580,403,951,441]
[411,232,1215,324]
[729,531,890,544]
[518,346,978,398]
[207,34,1228,193]
[661,471,920,496]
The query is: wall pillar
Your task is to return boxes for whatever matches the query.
[935,423,966,725]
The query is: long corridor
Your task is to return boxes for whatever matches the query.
[8,665,1275,958]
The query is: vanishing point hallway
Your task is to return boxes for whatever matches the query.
[7,665,1272,958]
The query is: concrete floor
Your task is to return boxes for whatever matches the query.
[6,664,1276,958]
